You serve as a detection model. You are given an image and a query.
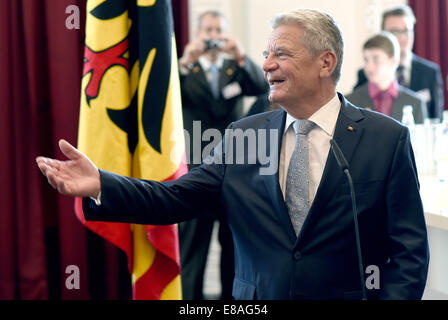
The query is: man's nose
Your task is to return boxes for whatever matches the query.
[263,55,278,73]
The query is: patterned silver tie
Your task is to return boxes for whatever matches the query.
[285,119,315,237]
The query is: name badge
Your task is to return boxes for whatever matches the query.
[222,82,242,99]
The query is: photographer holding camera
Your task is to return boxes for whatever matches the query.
[178,10,268,300]
[180,19,245,69]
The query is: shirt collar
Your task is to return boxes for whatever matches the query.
[199,55,224,71]
[284,94,341,137]
[368,80,399,99]
[401,52,412,70]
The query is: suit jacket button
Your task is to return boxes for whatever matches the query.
[294,251,302,260]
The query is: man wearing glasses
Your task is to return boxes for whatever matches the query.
[354,5,444,121]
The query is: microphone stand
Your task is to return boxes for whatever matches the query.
[330,139,367,300]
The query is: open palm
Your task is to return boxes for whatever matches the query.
[36,139,101,198]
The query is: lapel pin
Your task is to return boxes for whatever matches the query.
[365,106,373,111]
[226,68,234,76]
[192,66,200,73]
[347,126,355,132]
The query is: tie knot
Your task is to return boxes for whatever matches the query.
[293,119,315,135]
[210,64,218,72]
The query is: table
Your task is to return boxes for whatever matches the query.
[419,175,448,230]
[419,175,448,296]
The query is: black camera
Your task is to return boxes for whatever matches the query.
[204,39,225,51]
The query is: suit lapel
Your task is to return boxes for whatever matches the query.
[191,62,214,96]
[260,110,297,243]
[296,94,365,244]
[219,60,239,96]
[409,55,419,89]
[358,84,376,111]
[220,60,232,88]
[390,89,404,120]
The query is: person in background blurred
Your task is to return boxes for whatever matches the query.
[353,4,443,121]
[177,10,268,299]
[347,32,427,123]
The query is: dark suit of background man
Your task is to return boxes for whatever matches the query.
[177,10,268,299]
[37,9,429,300]
[354,4,444,121]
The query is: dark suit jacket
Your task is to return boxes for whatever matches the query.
[84,93,429,300]
[180,56,269,136]
[354,54,444,120]
[346,83,428,124]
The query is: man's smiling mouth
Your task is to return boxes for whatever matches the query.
[269,80,285,85]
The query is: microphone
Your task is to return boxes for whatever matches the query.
[330,139,367,300]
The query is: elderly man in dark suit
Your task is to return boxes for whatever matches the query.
[347,32,427,123]
[37,9,429,300]
[177,10,268,300]
[354,5,444,121]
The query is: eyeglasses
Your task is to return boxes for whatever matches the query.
[387,29,414,37]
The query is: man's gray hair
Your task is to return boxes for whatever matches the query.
[271,9,344,84]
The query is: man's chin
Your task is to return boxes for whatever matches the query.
[268,92,280,104]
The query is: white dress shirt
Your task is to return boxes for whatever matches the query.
[399,53,412,86]
[198,55,224,83]
[279,94,341,206]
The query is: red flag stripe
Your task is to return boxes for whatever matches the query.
[133,250,180,300]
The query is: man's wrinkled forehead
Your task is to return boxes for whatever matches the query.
[265,25,302,50]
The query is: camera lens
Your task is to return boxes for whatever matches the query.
[205,39,223,51]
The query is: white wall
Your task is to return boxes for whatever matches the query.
[188,0,407,95]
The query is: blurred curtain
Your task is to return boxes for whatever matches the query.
[172,0,190,55]
[409,0,448,111]
[0,0,132,300]
[0,0,188,300]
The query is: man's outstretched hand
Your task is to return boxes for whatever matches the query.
[36,139,101,198]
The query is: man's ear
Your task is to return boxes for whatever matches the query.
[319,51,337,79]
